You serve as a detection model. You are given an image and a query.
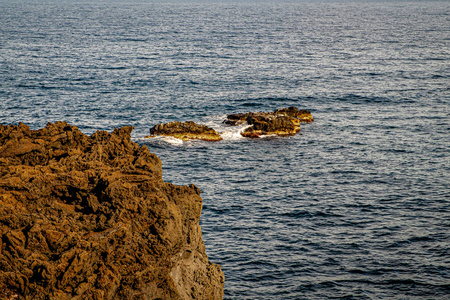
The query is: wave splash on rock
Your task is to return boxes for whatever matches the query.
[225,106,314,138]
[146,107,314,141]
[0,122,224,300]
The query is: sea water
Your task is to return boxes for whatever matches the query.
[1,0,449,298]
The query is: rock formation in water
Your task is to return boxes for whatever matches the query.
[241,114,300,138]
[224,106,314,138]
[0,122,224,300]
[148,121,222,142]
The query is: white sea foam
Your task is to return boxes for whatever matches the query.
[138,136,184,145]
[202,114,252,141]
[218,124,252,141]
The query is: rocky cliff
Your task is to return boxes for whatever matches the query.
[0,122,224,300]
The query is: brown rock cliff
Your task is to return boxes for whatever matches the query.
[0,122,224,299]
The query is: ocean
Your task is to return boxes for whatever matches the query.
[1,0,449,298]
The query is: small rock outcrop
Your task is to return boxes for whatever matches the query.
[0,122,224,300]
[225,106,314,138]
[148,121,222,142]
[241,114,300,138]
[274,107,314,123]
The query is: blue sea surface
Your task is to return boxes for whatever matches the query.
[1,0,449,298]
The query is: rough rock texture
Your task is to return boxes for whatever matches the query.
[273,107,314,123]
[241,114,300,138]
[148,122,222,142]
[0,122,224,300]
[224,106,314,138]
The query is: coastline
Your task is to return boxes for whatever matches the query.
[0,122,224,299]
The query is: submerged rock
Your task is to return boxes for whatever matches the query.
[225,106,313,138]
[148,121,222,141]
[0,122,224,300]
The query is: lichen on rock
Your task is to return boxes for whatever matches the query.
[0,121,224,300]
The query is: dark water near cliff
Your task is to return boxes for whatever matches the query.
[1,0,449,298]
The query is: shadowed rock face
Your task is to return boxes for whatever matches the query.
[225,106,314,138]
[0,122,224,300]
[148,121,222,141]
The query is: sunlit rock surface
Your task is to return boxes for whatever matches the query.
[148,121,222,142]
[0,122,224,300]
[225,106,314,138]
